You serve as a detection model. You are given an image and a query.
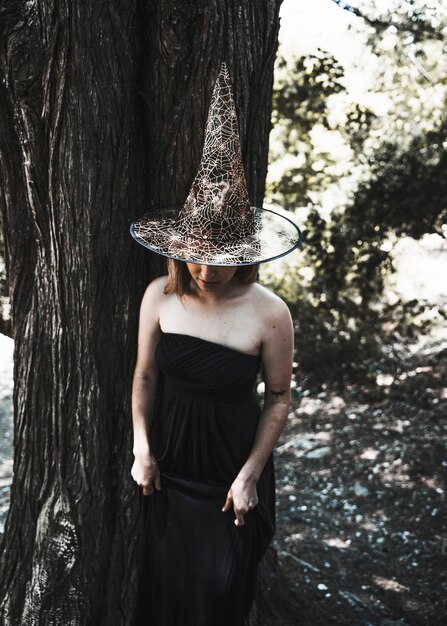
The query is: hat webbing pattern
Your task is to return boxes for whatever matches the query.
[179,62,254,244]
[130,62,302,266]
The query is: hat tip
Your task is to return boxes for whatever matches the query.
[218,61,230,80]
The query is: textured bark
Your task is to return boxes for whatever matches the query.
[0,1,284,624]
[140,0,281,208]
[0,2,148,623]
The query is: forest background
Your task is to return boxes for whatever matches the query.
[3,0,445,381]
[0,0,446,624]
[260,0,447,384]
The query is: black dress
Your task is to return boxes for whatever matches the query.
[133,332,276,626]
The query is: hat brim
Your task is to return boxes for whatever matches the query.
[130,206,302,266]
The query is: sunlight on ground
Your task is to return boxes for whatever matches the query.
[360,448,379,461]
[372,575,409,593]
[323,536,352,549]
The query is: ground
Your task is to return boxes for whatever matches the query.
[274,337,446,625]
[1,334,445,625]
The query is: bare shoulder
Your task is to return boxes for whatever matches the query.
[139,275,169,321]
[245,283,294,360]
[135,277,170,373]
[141,275,168,305]
[246,283,294,385]
[248,282,292,327]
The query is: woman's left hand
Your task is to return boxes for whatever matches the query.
[222,476,258,527]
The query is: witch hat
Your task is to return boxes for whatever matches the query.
[131,62,302,265]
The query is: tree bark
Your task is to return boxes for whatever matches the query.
[0,1,283,624]
[0,1,148,623]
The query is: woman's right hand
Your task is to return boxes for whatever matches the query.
[131,448,161,496]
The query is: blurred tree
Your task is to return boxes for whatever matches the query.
[347,123,447,240]
[264,0,447,384]
[268,51,347,209]
[331,0,445,45]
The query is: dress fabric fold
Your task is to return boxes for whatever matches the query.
[133,332,276,626]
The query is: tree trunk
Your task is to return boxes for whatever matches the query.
[0,1,283,624]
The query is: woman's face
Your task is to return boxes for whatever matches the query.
[186,263,238,291]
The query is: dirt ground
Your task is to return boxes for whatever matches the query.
[274,338,446,625]
[1,335,445,625]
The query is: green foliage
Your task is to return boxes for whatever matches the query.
[0,220,6,298]
[273,51,345,136]
[265,1,447,385]
[264,207,393,385]
[331,0,445,45]
[348,122,447,239]
[268,51,349,210]
[0,222,9,335]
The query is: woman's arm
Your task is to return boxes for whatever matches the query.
[222,296,294,526]
[130,278,165,495]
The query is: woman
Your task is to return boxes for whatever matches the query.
[129,63,302,625]
[131,259,293,624]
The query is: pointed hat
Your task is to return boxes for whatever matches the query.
[130,62,302,265]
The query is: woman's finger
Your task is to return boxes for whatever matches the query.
[149,455,161,490]
[154,468,162,491]
[222,492,233,512]
[234,511,245,527]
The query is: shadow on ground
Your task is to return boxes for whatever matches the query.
[274,339,446,625]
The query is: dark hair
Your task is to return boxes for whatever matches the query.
[164,259,259,297]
